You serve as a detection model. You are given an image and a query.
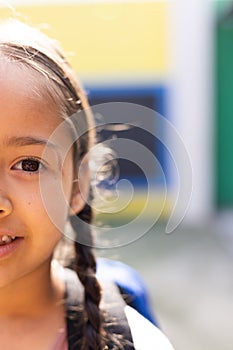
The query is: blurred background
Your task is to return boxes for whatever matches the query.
[1,0,233,349]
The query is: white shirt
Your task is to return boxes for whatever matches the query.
[125,306,175,350]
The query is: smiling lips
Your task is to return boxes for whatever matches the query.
[0,235,16,245]
[0,234,23,259]
[0,231,24,258]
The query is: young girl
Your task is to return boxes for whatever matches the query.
[0,19,175,350]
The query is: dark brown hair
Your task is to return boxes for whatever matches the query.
[0,19,104,350]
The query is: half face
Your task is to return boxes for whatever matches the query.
[0,62,77,288]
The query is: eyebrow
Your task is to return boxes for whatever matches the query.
[4,135,63,168]
[4,136,59,149]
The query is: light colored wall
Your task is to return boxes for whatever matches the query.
[167,0,214,223]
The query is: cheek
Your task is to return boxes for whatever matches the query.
[39,155,74,234]
[11,175,70,237]
[39,177,70,234]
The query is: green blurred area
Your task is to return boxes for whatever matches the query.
[216,0,233,207]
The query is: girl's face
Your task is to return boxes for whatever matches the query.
[0,63,77,288]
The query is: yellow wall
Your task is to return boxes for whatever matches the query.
[0,2,168,79]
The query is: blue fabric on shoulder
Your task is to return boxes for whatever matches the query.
[96,258,159,327]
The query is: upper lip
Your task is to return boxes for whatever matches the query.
[0,230,21,238]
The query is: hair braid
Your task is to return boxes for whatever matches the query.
[73,203,105,350]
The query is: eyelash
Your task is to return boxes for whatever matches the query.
[12,157,45,174]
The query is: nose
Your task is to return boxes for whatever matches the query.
[0,190,12,218]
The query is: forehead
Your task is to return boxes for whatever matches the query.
[0,59,58,104]
[0,61,77,158]
[0,61,62,133]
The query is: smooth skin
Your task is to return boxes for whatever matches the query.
[0,63,84,349]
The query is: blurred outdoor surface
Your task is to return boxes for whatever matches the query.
[99,220,233,350]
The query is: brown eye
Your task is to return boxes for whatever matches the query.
[21,159,40,172]
[13,158,43,173]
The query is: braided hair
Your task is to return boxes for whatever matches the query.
[0,19,105,349]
